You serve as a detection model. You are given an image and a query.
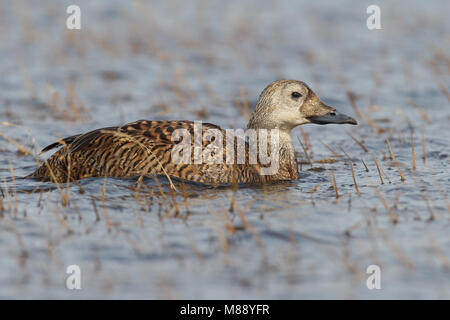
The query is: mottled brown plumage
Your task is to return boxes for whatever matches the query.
[28,80,357,185]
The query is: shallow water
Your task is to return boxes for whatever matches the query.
[0,0,449,299]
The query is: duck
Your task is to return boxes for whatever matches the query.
[28,80,357,185]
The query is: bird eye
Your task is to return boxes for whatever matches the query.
[291,92,302,98]
[330,112,336,116]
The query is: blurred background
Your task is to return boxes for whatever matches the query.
[0,0,449,299]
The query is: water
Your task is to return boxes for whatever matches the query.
[0,0,449,299]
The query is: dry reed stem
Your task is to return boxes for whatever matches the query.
[153,175,171,217]
[185,231,204,262]
[377,227,414,269]
[51,207,73,235]
[421,125,426,164]
[421,194,435,221]
[168,186,180,216]
[392,192,402,210]
[319,140,343,159]
[310,183,321,193]
[427,236,450,271]
[210,210,230,252]
[130,181,146,211]
[235,201,262,247]
[347,132,368,152]
[239,86,252,122]
[45,84,70,121]
[101,178,112,233]
[232,97,246,121]
[0,185,4,216]
[325,167,339,198]
[0,132,33,155]
[385,139,405,182]
[8,163,18,217]
[379,164,392,184]
[410,129,416,170]
[341,242,359,276]
[437,82,450,102]
[229,185,237,213]
[43,82,93,122]
[180,179,190,216]
[64,146,73,206]
[344,220,363,237]
[20,64,37,98]
[346,91,383,134]
[299,127,311,151]
[106,130,177,190]
[407,99,430,124]
[3,179,11,216]
[42,158,68,206]
[361,159,369,172]
[428,174,450,214]
[229,166,239,212]
[71,179,85,194]
[0,122,24,128]
[91,198,100,221]
[314,158,336,164]
[339,147,360,196]
[222,209,236,235]
[288,212,297,248]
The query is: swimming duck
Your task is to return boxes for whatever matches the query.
[28,80,357,185]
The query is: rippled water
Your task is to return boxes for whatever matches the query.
[0,0,449,299]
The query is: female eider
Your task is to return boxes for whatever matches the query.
[28,80,357,185]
